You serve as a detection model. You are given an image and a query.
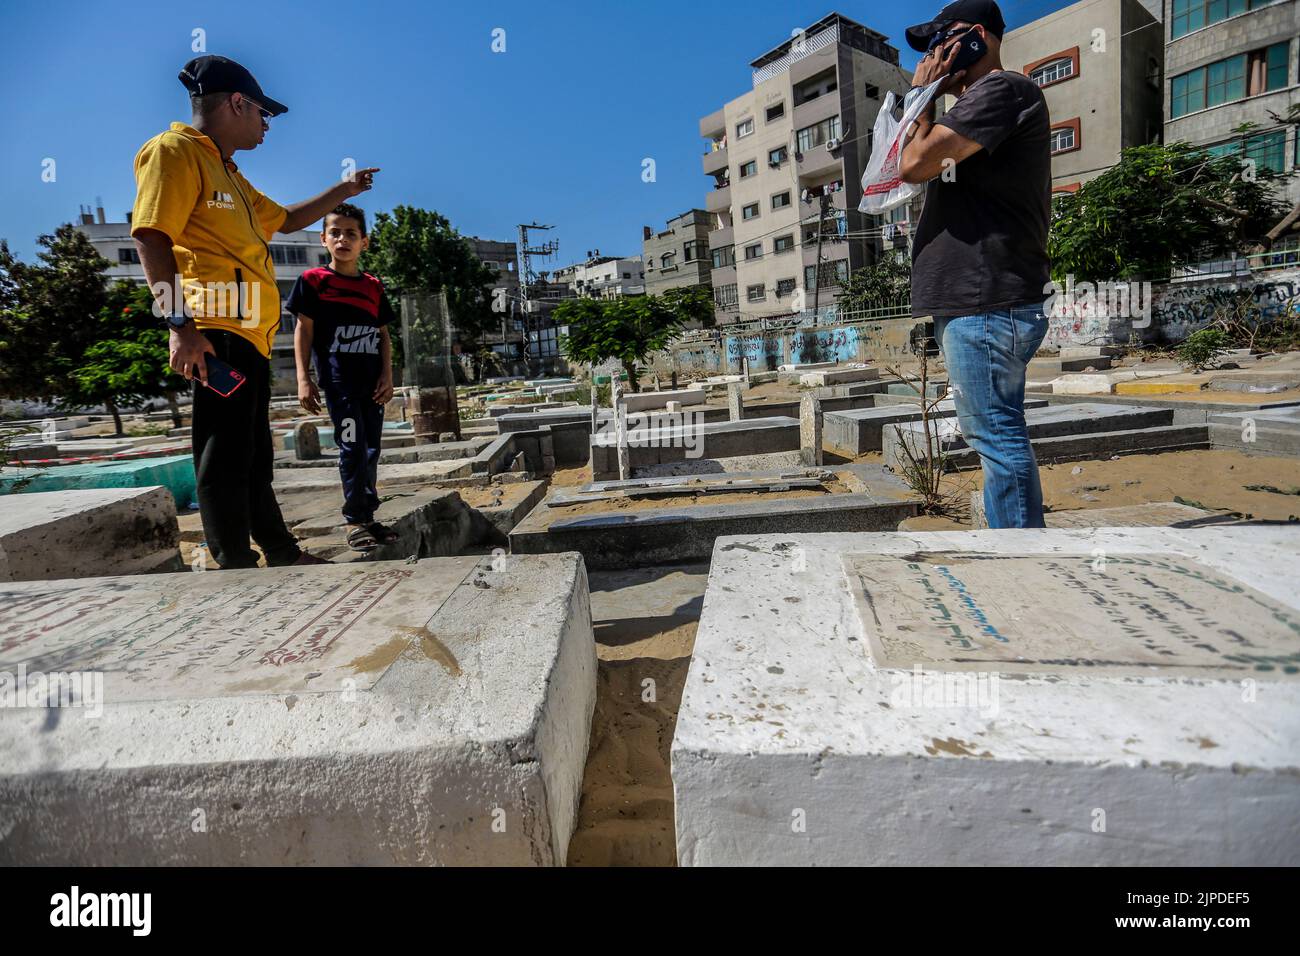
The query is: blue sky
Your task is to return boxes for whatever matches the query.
[0,0,1072,264]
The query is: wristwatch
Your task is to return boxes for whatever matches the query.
[165,310,192,330]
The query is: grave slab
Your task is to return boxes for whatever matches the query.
[0,487,181,582]
[798,367,879,387]
[1208,406,1300,458]
[969,497,1222,530]
[511,463,918,569]
[826,398,1048,455]
[590,416,801,480]
[882,402,1179,470]
[622,388,706,413]
[0,554,596,865]
[673,526,1300,866]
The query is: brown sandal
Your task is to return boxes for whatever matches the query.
[346,525,379,552]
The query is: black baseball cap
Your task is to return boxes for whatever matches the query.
[905,0,1006,52]
[178,55,288,116]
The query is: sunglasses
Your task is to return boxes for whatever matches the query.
[236,94,273,120]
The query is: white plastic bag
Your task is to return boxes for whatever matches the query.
[858,79,944,215]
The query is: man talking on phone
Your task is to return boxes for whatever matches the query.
[132,55,379,568]
[899,0,1052,528]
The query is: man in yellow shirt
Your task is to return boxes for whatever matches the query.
[132,55,379,569]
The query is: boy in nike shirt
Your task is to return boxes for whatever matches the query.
[287,203,398,552]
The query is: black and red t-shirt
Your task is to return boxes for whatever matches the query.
[285,266,396,389]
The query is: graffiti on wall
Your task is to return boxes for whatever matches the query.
[725,333,783,372]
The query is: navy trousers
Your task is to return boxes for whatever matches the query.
[322,383,385,525]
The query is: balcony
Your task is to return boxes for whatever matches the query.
[793,88,840,128]
[702,144,729,177]
[705,184,731,214]
[699,107,726,139]
[796,142,841,179]
[709,225,734,247]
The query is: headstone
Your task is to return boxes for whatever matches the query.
[294,421,321,460]
[800,394,822,466]
[0,554,596,865]
[665,401,681,413]
[0,487,181,582]
[727,382,745,422]
[674,526,1300,866]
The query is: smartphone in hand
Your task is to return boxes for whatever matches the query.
[202,355,247,397]
[946,27,987,75]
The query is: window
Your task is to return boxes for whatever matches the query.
[1262,40,1289,92]
[797,115,841,153]
[684,240,704,262]
[736,118,754,138]
[740,159,758,178]
[1147,57,1161,90]
[622,271,631,278]
[864,83,879,99]
[117,246,140,264]
[744,243,762,260]
[742,202,760,221]
[776,278,797,298]
[711,245,735,269]
[804,259,848,289]
[270,244,307,266]
[1206,54,1247,108]
[746,283,766,302]
[1050,125,1077,153]
[714,284,738,308]
[774,234,795,254]
[1171,41,1289,119]
[1213,129,1288,174]
[766,102,785,122]
[1030,57,1074,86]
[661,252,676,269]
[769,146,788,166]
[1171,0,1264,41]
[772,190,791,210]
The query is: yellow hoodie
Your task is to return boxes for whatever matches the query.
[131,122,287,357]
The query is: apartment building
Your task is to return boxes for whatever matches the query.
[550,254,645,299]
[699,12,911,324]
[1001,0,1165,193]
[75,208,333,390]
[1164,0,1300,204]
[642,210,712,295]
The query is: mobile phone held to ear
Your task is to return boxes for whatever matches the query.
[947,27,987,75]
[202,354,247,397]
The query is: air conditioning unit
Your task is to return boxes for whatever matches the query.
[825,138,841,152]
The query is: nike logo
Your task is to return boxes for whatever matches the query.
[329,324,380,354]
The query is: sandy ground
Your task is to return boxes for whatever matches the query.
[898,448,1300,531]
[567,563,708,867]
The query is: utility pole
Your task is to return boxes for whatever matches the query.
[811,191,831,315]
[517,223,558,373]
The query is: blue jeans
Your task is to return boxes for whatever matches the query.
[934,303,1049,529]
[322,383,384,525]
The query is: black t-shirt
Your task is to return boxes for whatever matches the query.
[910,70,1052,318]
[285,267,396,390]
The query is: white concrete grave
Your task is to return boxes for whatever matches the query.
[673,526,1300,866]
[0,487,181,582]
[0,554,596,865]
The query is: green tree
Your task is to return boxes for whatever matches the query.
[0,225,111,404]
[360,206,499,373]
[660,285,716,329]
[837,254,911,313]
[1048,142,1288,282]
[72,281,179,434]
[556,295,685,392]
